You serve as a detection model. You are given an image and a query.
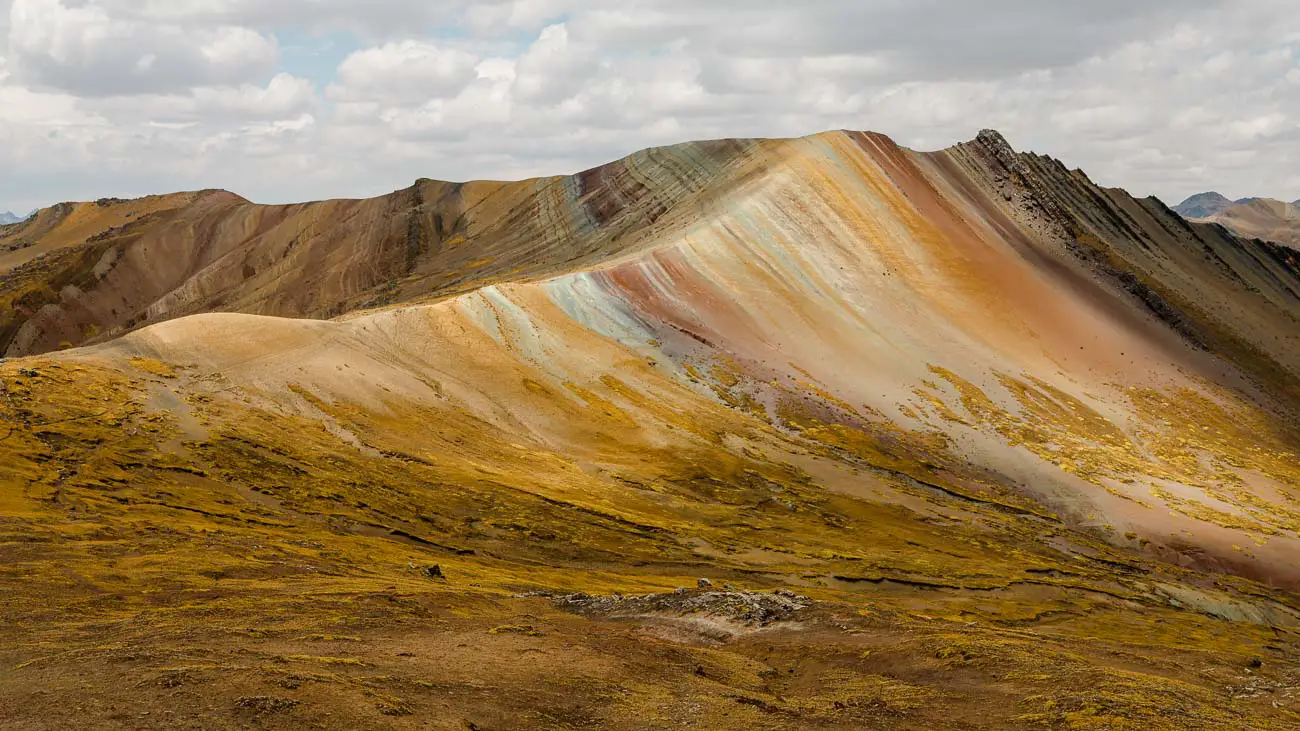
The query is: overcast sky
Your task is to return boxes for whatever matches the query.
[1,0,1297,213]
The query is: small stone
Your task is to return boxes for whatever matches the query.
[697,578,713,589]
[674,587,689,595]
[1248,657,1264,669]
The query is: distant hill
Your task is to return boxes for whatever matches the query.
[0,211,25,225]
[1173,191,1234,218]
[1175,193,1299,248]
[1207,198,1300,248]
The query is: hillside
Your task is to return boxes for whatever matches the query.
[0,141,764,357]
[1202,198,1300,248]
[1174,193,1300,249]
[2,129,1300,729]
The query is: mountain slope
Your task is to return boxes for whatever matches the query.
[3,130,1300,729]
[1175,193,1300,248]
[1200,197,1300,248]
[0,140,769,357]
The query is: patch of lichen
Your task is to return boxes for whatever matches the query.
[128,356,178,379]
[0,359,1093,604]
[264,371,1065,591]
[1014,669,1254,729]
[1127,386,1300,526]
[761,377,1054,521]
[923,366,1300,537]
[927,366,1146,488]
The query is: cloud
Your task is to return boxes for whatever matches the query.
[327,40,480,104]
[7,0,277,95]
[192,73,317,120]
[96,0,510,38]
[0,0,1298,214]
[563,0,1222,76]
[512,24,597,103]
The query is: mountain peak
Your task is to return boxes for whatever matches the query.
[1173,191,1233,219]
[975,128,1012,148]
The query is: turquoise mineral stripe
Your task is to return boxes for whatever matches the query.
[562,173,601,239]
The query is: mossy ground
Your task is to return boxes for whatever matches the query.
[2,357,1299,729]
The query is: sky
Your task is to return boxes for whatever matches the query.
[1,0,1298,214]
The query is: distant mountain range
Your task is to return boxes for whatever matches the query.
[0,211,27,225]
[1174,193,1299,248]
[1173,192,1237,218]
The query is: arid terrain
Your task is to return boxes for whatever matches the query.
[1176,195,1300,250]
[3,129,1300,729]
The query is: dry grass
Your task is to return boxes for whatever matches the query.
[2,355,1299,729]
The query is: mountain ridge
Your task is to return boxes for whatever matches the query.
[0,137,783,356]
[1176,194,1300,249]
[1172,191,1297,220]
[4,127,1300,729]
[5,131,1298,374]
[19,125,1300,571]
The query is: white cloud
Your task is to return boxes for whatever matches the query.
[512,24,597,103]
[67,74,317,126]
[1,0,1298,213]
[7,0,277,95]
[192,73,317,119]
[328,40,479,103]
